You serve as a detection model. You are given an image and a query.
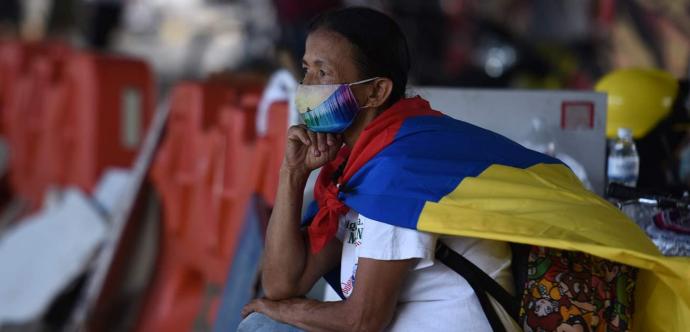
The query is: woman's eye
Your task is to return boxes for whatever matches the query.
[319,69,326,77]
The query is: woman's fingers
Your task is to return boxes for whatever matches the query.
[329,133,343,150]
[287,125,311,146]
[290,126,344,161]
[306,130,320,157]
[326,134,343,160]
[316,132,328,152]
[326,133,335,146]
[283,126,348,173]
[240,301,257,318]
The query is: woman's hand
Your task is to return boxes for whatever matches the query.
[282,125,343,177]
[241,298,281,319]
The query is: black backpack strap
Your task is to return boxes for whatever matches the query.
[510,243,530,302]
[435,241,520,331]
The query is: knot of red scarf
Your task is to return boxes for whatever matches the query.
[308,181,350,253]
[307,147,350,253]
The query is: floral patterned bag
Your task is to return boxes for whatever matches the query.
[436,242,638,332]
[519,246,637,332]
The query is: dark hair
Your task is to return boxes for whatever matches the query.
[308,7,411,106]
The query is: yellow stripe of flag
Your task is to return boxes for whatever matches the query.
[418,163,690,331]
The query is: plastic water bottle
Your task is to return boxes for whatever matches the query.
[607,128,640,187]
[524,117,556,157]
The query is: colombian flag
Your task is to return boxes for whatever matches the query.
[308,96,690,332]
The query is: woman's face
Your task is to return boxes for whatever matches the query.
[302,29,366,97]
[301,28,392,144]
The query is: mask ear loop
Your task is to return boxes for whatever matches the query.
[348,77,381,109]
[348,76,380,87]
[297,77,380,87]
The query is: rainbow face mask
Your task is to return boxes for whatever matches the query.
[295,77,377,133]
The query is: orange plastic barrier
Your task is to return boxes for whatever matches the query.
[0,41,70,133]
[138,73,296,330]
[3,49,154,209]
[141,82,258,331]
[0,42,24,133]
[3,43,72,208]
[254,101,289,206]
[58,53,154,193]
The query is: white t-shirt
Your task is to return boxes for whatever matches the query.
[335,209,519,332]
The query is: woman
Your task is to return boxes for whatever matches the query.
[239,7,536,331]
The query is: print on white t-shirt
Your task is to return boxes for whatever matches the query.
[344,216,363,247]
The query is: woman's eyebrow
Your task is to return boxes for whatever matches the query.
[302,58,325,67]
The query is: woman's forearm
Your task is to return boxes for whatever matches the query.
[271,298,356,332]
[244,297,391,332]
[261,166,310,299]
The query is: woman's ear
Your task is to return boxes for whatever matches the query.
[364,78,393,109]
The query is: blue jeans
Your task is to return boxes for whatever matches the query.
[236,312,304,332]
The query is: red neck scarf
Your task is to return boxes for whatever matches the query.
[307,97,441,253]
